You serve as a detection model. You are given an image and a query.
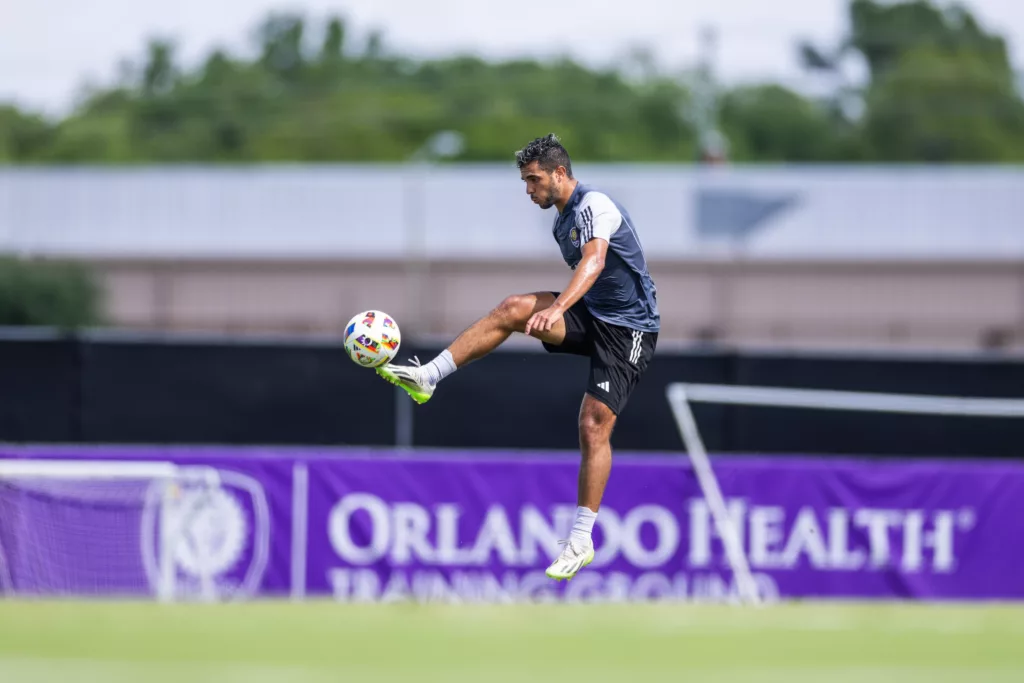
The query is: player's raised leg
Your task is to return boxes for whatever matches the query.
[447,291,568,365]
[376,292,565,403]
[546,395,615,580]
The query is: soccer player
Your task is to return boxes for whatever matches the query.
[377,134,660,581]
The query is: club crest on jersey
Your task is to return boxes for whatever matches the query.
[570,227,581,248]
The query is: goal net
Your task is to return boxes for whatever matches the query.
[0,459,221,601]
[666,382,1024,606]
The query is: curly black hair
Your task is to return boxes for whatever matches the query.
[515,134,573,178]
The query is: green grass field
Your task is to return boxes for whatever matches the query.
[1,600,1022,682]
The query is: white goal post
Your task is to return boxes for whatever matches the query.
[666,382,1024,606]
[0,459,220,602]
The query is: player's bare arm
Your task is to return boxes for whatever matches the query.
[525,239,607,336]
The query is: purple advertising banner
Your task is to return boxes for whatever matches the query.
[2,445,1023,602]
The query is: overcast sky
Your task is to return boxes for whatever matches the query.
[2,0,1021,116]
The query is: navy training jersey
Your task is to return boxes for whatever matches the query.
[552,183,660,333]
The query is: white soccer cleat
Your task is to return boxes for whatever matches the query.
[545,538,595,581]
[375,357,436,405]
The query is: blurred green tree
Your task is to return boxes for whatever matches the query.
[863,47,1024,161]
[718,85,846,162]
[0,258,105,330]
[0,106,53,161]
[0,1,1020,164]
[801,0,1024,162]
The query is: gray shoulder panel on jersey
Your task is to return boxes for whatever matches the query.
[576,190,623,243]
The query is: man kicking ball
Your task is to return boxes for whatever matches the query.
[376,134,660,581]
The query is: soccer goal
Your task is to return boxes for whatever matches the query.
[666,382,1024,606]
[0,459,221,602]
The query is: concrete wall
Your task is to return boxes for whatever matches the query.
[94,257,1024,352]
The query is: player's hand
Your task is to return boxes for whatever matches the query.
[525,306,564,336]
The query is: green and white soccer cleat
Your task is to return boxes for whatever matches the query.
[545,539,595,581]
[376,357,435,405]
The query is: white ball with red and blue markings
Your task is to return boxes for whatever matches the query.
[343,310,401,368]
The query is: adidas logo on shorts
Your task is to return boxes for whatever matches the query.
[597,381,610,392]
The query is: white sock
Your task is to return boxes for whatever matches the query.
[421,349,458,386]
[570,506,597,547]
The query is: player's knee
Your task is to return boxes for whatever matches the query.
[495,294,534,328]
[579,402,614,446]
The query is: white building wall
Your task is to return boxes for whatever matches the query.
[3,165,1022,260]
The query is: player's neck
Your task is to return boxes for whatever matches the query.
[554,179,580,214]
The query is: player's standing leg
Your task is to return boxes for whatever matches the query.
[544,319,658,581]
[576,396,616,513]
[375,292,565,403]
[544,395,614,580]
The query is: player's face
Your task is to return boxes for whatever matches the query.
[520,162,563,210]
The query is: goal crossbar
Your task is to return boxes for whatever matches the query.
[669,383,1024,418]
[0,460,178,480]
[664,382,1024,607]
[0,460,221,486]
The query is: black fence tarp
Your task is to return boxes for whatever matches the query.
[1,331,1022,459]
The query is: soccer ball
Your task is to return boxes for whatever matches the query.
[344,310,401,368]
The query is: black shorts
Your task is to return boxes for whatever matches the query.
[541,293,658,416]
